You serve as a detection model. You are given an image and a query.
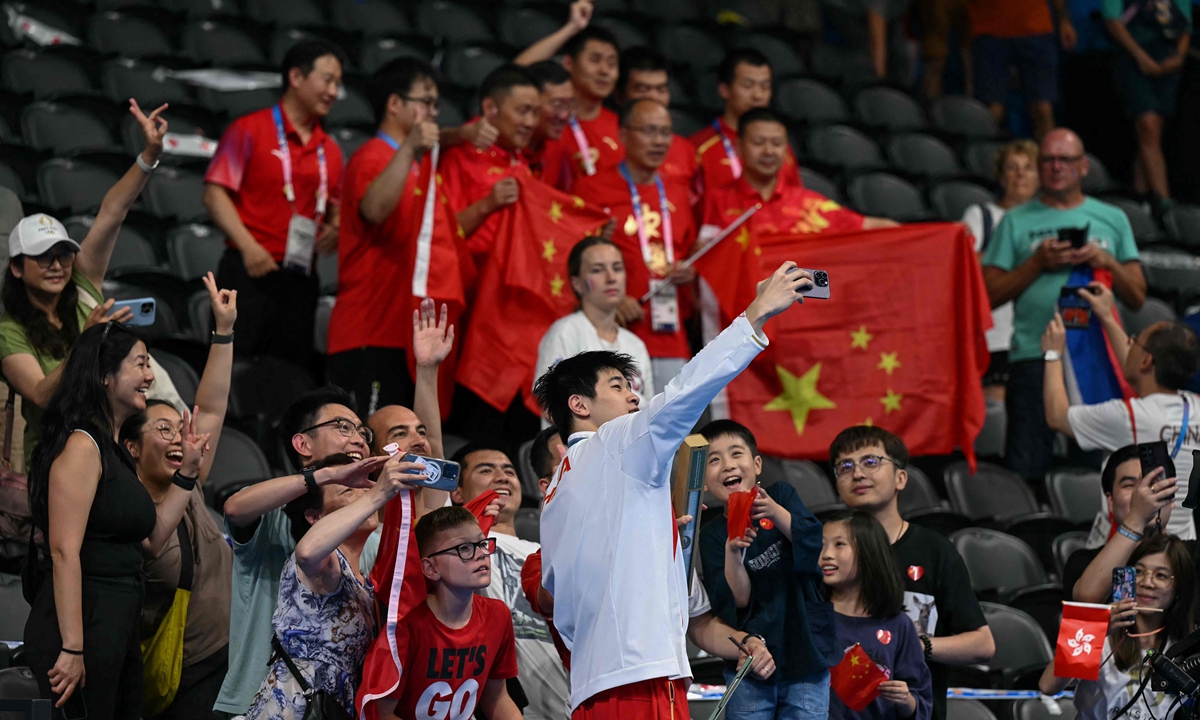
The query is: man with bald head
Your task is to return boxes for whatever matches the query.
[573,99,697,391]
[982,128,1146,483]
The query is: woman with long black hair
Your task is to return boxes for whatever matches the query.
[24,322,210,720]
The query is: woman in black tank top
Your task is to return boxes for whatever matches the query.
[24,322,211,720]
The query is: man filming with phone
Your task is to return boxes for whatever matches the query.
[981,128,1146,486]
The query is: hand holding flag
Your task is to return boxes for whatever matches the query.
[1054,602,1113,680]
[465,489,502,537]
[830,643,889,711]
[727,487,759,540]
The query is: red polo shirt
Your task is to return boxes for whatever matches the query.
[327,137,419,354]
[661,134,698,203]
[689,117,801,199]
[543,107,623,192]
[205,104,343,261]
[441,140,528,265]
[573,166,695,360]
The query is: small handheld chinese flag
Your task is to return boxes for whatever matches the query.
[465,489,501,537]
[830,643,888,711]
[1054,602,1112,680]
[727,487,759,540]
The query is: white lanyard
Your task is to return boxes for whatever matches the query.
[272,105,327,218]
[569,116,597,176]
[619,162,674,276]
[713,119,742,179]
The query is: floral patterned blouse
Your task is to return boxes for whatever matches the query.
[245,550,377,720]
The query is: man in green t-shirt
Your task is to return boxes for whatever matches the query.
[981,128,1146,482]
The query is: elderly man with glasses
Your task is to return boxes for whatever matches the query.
[981,128,1146,486]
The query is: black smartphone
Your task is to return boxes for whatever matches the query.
[1058,224,1090,249]
[1113,566,1137,602]
[62,687,87,720]
[1184,449,1200,509]
[1138,441,1177,481]
[1059,286,1092,329]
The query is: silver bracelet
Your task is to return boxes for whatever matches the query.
[136,153,160,174]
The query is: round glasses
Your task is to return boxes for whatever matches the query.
[426,538,497,561]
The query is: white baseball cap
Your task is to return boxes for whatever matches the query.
[8,214,81,259]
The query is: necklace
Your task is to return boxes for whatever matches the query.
[894,521,908,545]
[1128,626,1164,639]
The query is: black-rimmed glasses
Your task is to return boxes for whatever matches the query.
[425,538,497,561]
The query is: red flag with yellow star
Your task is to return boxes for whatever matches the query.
[718,224,991,468]
[456,173,609,413]
[829,643,888,711]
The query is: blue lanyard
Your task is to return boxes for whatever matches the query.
[271,105,327,217]
[712,119,742,178]
[1171,395,1190,459]
[375,130,399,151]
[617,161,674,274]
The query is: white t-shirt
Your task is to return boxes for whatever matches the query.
[480,532,571,720]
[1070,391,1198,540]
[1074,637,1178,720]
[962,201,1014,354]
[535,311,655,418]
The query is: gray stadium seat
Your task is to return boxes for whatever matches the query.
[948,700,999,720]
[515,507,540,543]
[931,96,1000,139]
[360,39,430,73]
[62,217,160,275]
[101,281,181,338]
[776,78,848,126]
[0,188,21,245]
[444,46,508,91]
[1118,296,1176,337]
[0,162,24,200]
[974,396,1006,458]
[669,109,703,139]
[88,12,174,57]
[1052,531,1090,580]
[161,0,241,17]
[693,72,724,115]
[324,86,374,128]
[944,461,1039,521]
[122,111,213,158]
[709,0,773,26]
[332,0,411,37]
[416,2,494,44]
[499,8,562,50]
[1080,153,1118,195]
[659,25,725,73]
[1103,195,1163,246]
[930,181,996,222]
[591,0,630,15]
[0,573,29,643]
[205,426,273,510]
[144,167,209,223]
[980,602,1055,679]
[899,465,971,536]
[37,159,119,214]
[1140,245,1200,298]
[2,49,92,98]
[807,125,884,173]
[0,666,41,714]
[733,34,803,77]
[153,349,200,408]
[847,173,929,222]
[329,126,370,158]
[227,357,317,430]
[963,140,1005,180]
[183,21,267,66]
[886,133,961,180]
[951,528,1050,596]
[1012,697,1076,720]
[640,0,700,21]
[20,103,116,155]
[246,0,324,26]
[1163,203,1200,252]
[314,295,334,355]
[853,87,926,133]
[197,87,278,117]
[167,223,226,280]
[270,28,323,67]
[102,59,192,108]
[593,17,648,49]
[188,288,212,341]
[800,167,841,203]
[1046,468,1102,526]
[761,456,841,512]
[517,438,540,506]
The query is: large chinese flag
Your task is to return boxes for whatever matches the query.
[456,171,609,413]
[708,224,991,468]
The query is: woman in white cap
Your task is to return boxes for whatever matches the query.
[0,100,168,467]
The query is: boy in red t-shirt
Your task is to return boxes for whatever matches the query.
[376,507,521,720]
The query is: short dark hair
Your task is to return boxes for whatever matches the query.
[481,65,538,104]
[822,510,906,618]
[699,419,759,457]
[829,426,909,469]
[450,443,514,486]
[367,56,436,124]
[618,46,668,98]
[567,236,621,298]
[530,426,562,480]
[416,506,480,556]
[718,48,771,86]
[118,399,178,447]
[533,351,640,443]
[281,39,348,90]
[279,385,357,467]
[618,97,667,128]
[1101,444,1142,495]
[525,60,571,91]
[563,26,620,60]
[1143,322,1200,390]
[737,107,785,137]
[283,452,356,544]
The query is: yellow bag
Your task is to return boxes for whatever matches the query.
[141,522,193,716]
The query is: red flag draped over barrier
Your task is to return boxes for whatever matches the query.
[830,643,889,711]
[699,224,992,469]
[456,171,610,414]
[1054,602,1112,681]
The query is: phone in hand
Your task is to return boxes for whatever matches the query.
[1138,441,1176,482]
[1058,225,1090,249]
[382,444,460,491]
[1185,450,1200,510]
[1058,286,1093,329]
[796,268,830,299]
[62,686,87,720]
[1113,566,1137,602]
[109,297,156,327]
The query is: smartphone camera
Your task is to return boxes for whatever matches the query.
[140,302,154,314]
[814,271,829,287]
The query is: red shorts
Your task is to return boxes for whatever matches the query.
[573,678,691,720]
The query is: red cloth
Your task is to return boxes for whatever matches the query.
[441,140,529,266]
[382,596,519,720]
[829,643,888,711]
[358,490,427,720]
[456,172,610,413]
[726,487,759,540]
[527,137,568,185]
[706,224,991,470]
[519,549,572,670]
[661,134,697,203]
[544,107,623,192]
[464,489,499,537]
[688,117,800,199]
[205,105,343,261]
[572,168,696,360]
[1054,602,1111,680]
[572,678,691,720]
[969,0,1054,38]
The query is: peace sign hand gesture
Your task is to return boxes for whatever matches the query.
[129,99,169,164]
[202,272,238,335]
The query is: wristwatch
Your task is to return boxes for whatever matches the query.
[211,331,235,345]
[302,467,319,496]
[1043,349,1062,362]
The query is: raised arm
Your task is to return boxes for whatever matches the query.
[513,0,592,66]
[223,456,383,529]
[76,101,167,290]
[455,180,518,237]
[686,611,775,679]
[360,120,439,225]
[194,272,236,484]
[1041,314,1073,436]
[142,409,210,556]
[412,299,454,460]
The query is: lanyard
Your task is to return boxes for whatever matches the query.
[618,162,674,276]
[713,119,742,179]
[568,116,597,176]
[272,105,327,218]
[375,130,399,151]
[1172,395,1190,459]
[375,132,440,297]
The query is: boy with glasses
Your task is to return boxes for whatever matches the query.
[372,506,521,720]
[830,426,994,720]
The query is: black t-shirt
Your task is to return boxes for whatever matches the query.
[1062,547,1102,601]
[892,523,988,720]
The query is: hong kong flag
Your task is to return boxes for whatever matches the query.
[1054,602,1112,680]
[830,643,889,711]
